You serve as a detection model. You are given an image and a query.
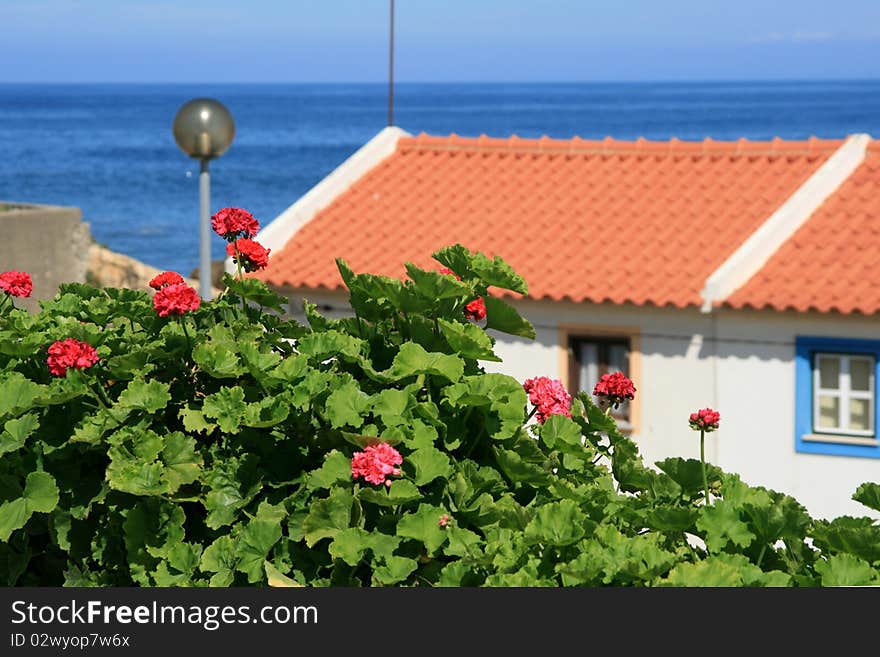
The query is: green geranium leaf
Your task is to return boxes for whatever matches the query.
[297,330,364,364]
[656,458,723,498]
[444,526,484,559]
[659,556,745,587]
[815,553,880,586]
[0,471,60,542]
[385,343,463,383]
[438,318,500,361]
[116,379,171,414]
[162,432,202,492]
[372,555,418,585]
[308,450,354,490]
[493,447,551,485]
[325,381,370,429]
[303,488,353,547]
[405,263,472,299]
[203,455,262,529]
[328,527,370,566]
[202,386,247,434]
[853,482,880,513]
[269,353,310,384]
[696,501,757,553]
[236,519,283,583]
[405,446,453,486]
[192,342,244,378]
[0,372,42,418]
[396,503,448,554]
[646,506,698,532]
[123,500,185,586]
[524,499,588,546]
[200,536,238,587]
[242,397,289,428]
[223,276,288,313]
[358,479,421,507]
[539,414,583,450]
[178,405,216,435]
[811,516,880,563]
[482,296,536,339]
[0,414,39,456]
[370,389,414,426]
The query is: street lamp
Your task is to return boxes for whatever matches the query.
[172,98,235,299]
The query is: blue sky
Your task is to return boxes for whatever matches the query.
[1,0,878,82]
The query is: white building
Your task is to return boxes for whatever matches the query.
[243,127,880,520]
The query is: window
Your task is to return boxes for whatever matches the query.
[795,337,880,458]
[813,353,874,436]
[569,336,632,428]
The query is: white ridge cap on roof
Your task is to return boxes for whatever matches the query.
[224,125,411,274]
[699,133,871,313]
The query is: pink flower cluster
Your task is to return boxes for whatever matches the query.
[227,238,270,272]
[351,443,403,487]
[438,267,487,322]
[0,270,33,298]
[593,372,636,409]
[211,207,271,273]
[153,282,201,317]
[47,338,99,377]
[689,408,721,432]
[148,271,184,290]
[523,376,572,423]
[211,207,260,241]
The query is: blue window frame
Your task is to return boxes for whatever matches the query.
[795,336,880,458]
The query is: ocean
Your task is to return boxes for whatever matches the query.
[2,81,879,276]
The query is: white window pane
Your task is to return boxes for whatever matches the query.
[578,343,598,393]
[849,398,871,431]
[608,344,629,376]
[851,358,873,392]
[817,357,840,390]
[817,395,840,429]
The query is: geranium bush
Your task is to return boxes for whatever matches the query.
[1,232,879,586]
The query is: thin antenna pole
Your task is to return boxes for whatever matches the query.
[388,0,395,126]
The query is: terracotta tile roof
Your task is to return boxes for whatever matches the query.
[257,133,843,309]
[726,142,880,314]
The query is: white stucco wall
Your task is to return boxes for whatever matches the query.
[284,288,879,521]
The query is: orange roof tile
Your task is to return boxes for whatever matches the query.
[257,133,843,309]
[726,143,880,314]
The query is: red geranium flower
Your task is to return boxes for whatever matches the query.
[47,338,99,377]
[153,282,201,317]
[439,267,487,322]
[464,297,487,322]
[593,372,636,409]
[0,270,33,298]
[148,271,185,290]
[523,376,572,423]
[351,443,403,487]
[227,238,270,272]
[689,408,720,432]
[211,207,259,241]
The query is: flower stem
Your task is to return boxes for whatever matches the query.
[180,316,194,354]
[88,376,112,409]
[700,428,710,506]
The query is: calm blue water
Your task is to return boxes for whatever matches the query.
[1,81,879,275]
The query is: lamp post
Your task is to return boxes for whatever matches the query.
[172,98,235,300]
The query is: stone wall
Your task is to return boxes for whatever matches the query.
[1,201,220,312]
[0,202,91,313]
